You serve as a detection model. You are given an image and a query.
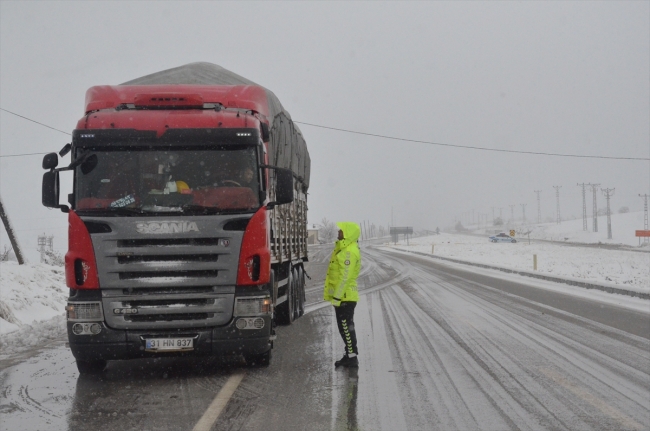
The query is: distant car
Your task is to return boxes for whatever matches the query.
[489,233,517,243]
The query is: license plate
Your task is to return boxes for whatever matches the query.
[145,337,194,351]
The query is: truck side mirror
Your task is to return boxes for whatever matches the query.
[42,153,58,170]
[42,171,60,208]
[268,168,294,208]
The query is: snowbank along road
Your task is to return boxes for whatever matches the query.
[1,242,648,431]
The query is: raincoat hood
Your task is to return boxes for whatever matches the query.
[336,222,361,247]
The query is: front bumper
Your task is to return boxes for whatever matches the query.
[67,316,272,362]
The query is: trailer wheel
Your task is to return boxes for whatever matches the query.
[275,271,295,325]
[76,358,107,374]
[245,350,271,367]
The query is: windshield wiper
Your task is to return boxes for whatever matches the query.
[78,207,148,215]
[180,204,220,214]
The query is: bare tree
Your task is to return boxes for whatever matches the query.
[0,245,12,261]
[319,218,337,243]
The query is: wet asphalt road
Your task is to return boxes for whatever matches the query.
[1,243,649,431]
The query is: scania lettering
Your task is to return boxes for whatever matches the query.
[41,63,310,373]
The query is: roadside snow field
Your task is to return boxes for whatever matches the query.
[391,232,650,294]
[0,262,68,357]
[471,210,649,247]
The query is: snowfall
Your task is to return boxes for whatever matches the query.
[1,211,648,361]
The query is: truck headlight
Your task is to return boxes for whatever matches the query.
[71,322,103,336]
[66,302,103,321]
[235,296,271,316]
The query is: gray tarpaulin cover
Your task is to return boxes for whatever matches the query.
[122,62,310,189]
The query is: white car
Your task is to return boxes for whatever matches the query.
[489,233,517,243]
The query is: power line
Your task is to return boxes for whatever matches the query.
[295,121,649,161]
[0,108,71,136]
[1,107,648,161]
[1,151,49,158]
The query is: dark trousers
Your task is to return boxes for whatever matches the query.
[335,301,358,356]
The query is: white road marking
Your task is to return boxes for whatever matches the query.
[192,372,245,431]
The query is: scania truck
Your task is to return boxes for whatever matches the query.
[41,63,310,373]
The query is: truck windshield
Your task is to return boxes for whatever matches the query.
[74,147,260,214]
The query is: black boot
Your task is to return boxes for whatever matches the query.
[335,354,359,368]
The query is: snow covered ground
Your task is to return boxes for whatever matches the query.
[467,210,649,247]
[390,231,649,295]
[0,262,68,358]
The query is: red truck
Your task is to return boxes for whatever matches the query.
[41,63,310,373]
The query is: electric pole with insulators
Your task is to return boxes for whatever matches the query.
[588,183,600,232]
[640,194,649,244]
[521,203,527,224]
[553,186,562,224]
[534,190,542,224]
[509,205,515,224]
[38,234,54,263]
[601,188,615,239]
[577,183,588,231]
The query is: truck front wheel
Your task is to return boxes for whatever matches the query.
[76,358,107,374]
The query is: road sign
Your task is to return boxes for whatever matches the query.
[635,230,650,237]
[509,230,515,237]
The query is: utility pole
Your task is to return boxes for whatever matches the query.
[38,234,54,263]
[588,183,600,232]
[509,205,515,224]
[499,207,503,220]
[491,207,495,225]
[640,194,649,244]
[534,190,542,224]
[602,188,615,239]
[521,204,527,223]
[0,195,25,264]
[553,186,562,224]
[577,183,588,231]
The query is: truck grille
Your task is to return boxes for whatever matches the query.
[125,313,212,323]
[117,254,219,264]
[102,292,234,329]
[86,215,247,329]
[118,270,220,280]
[118,238,221,247]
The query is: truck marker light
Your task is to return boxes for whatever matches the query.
[66,302,103,321]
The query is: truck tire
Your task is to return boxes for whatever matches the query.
[275,271,295,325]
[245,349,271,367]
[76,358,107,374]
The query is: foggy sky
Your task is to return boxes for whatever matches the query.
[1,1,648,261]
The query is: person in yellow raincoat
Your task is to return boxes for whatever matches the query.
[324,222,361,367]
